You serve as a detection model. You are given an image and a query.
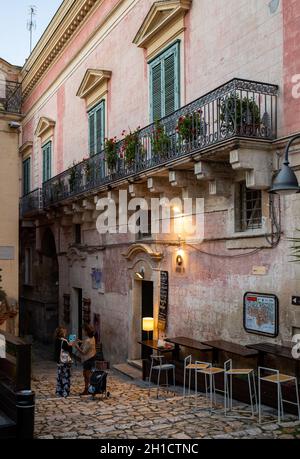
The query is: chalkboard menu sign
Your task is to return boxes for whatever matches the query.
[158,271,169,331]
[83,298,91,326]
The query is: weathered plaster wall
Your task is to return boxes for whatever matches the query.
[282,0,300,135]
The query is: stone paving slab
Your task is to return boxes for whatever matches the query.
[32,353,300,440]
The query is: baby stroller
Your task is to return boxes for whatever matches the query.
[88,369,110,399]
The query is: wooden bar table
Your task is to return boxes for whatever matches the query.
[165,337,213,361]
[138,340,174,354]
[247,342,300,379]
[138,340,174,382]
[202,339,258,364]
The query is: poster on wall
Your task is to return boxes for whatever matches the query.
[243,292,279,337]
[91,268,104,292]
[158,271,168,331]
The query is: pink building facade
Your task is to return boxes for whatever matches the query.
[20,0,300,363]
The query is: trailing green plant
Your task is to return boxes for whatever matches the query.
[122,128,143,166]
[83,160,92,181]
[176,110,206,142]
[151,120,170,157]
[105,137,119,171]
[220,94,261,128]
[68,160,81,191]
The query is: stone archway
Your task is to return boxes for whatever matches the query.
[123,244,163,360]
[20,226,59,343]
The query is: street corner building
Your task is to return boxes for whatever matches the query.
[0,58,21,335]
[15,0,300,365]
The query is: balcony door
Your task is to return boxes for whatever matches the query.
[149,42,180,122]
[42,141,52,183]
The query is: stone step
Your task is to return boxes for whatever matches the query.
[127,359,143,371]
[113,363,142,380]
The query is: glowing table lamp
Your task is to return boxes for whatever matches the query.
[142,317,154,341]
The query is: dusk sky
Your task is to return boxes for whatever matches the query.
[0,0,63,66]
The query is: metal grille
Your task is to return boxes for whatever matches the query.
[239,182,262,231]
[38,78,278,208]
[0,80,22,114]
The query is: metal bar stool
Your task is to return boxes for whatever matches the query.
[197,365,225,413]
[224,359,257,418]
[183,355,210,397]
[148,354,176,398]
[258,366,300,424]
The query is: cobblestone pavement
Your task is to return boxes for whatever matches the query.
[32,350,300,439]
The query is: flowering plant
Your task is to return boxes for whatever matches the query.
[122,128,142,166]
[176,110,206,142]
[151,120,170,157]
[105,137,119,171]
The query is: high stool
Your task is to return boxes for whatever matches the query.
[183,355,210,397]
[148,354,176,399]
[197,365,225,412]
[258,367,300,424]
[224,359,257,418]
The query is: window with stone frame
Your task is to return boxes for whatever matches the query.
[136,207,152,240]
[235,181,262,232]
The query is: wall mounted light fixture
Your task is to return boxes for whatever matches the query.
[269,134,300,195]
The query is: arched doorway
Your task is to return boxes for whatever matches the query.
[124,244,163,360]
[20,226,59,343]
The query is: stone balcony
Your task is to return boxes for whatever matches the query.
[20,188,43,219]
[20,78,278,217]
[0,80,22,114]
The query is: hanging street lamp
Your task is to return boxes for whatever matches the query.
[270,134,300,195]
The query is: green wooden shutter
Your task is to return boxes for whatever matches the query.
[43,142,52,182]
[164,52,176,116]
[23,157,31,195]
[149,42,180,121]
[88,101,105,156]
[89,111,95,156]
[151,61,162,121]
[95,101,105,154]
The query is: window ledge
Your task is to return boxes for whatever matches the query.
[225,231,271,250]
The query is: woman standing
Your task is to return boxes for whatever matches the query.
[74,325,96,395]
[54,327,73,398]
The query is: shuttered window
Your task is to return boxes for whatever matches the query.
[23,157,31,195]
[42,142,52,183]
[88,101,105,156]
[149,42,180,121]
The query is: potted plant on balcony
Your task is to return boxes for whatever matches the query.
[68,161,82,192]
[176,110,207,144]
[151,120,170,159]
[220,94,261,136]
[122,128,144,168]
[105,137,119,172]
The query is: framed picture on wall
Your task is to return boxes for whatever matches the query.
[243,292,279,338]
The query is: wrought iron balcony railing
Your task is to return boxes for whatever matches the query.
[41,78,278,208]
[20,188,43,217]
[0,80,22,114]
